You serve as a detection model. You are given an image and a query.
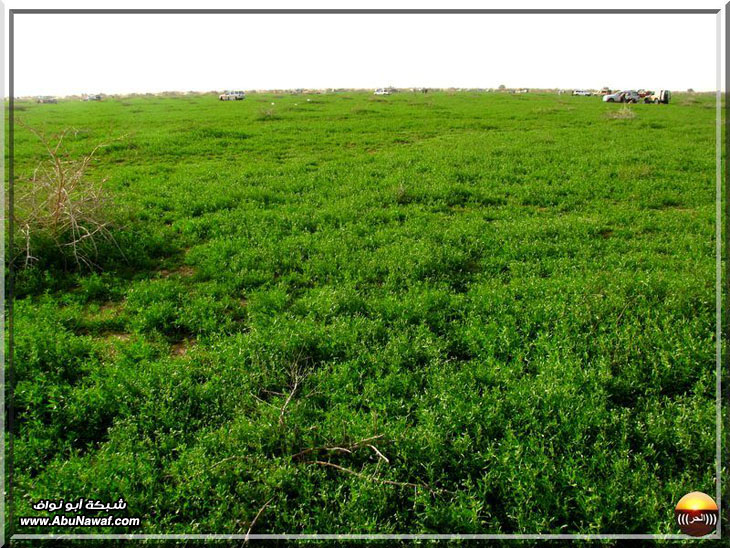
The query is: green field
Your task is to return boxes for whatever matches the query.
[8,91,719,535]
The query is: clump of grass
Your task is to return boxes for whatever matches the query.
[351,107,376,115]
[680,97,699,106]
[394,183,413,204]
[11,121,120,269]
[619,163,653,180]
[256,108,279,121]
[606,105,636,119]
[534,107,562,115]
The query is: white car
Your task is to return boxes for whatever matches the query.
[603,90,640,103]
[219,90,246,101]
[572,90,592,96]
[374,88,391,96]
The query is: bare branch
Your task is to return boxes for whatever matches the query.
[278,375,300,426]
[367,444,390,464]
[244,497,274,543]
[290,434,385,461]
[11,121,123,269]
[305,460,435,494]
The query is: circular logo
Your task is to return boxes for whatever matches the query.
[675,491,718,537]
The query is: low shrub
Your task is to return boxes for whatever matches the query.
[11,122,120,269]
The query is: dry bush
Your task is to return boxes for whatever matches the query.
[12,121,120,269]
[256,108,278,121]
[606,105,636,120]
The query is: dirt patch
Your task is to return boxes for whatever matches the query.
[160,265,196,278]
[171,338,196,357]
[83,300,124,322]
[98,332,133,360]
[100,301,122,314]
[106,332,131,342]
[178,266,195,277]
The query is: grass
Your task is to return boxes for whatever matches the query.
[7,91,719,535]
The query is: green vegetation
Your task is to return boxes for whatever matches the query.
[8,91,718,535]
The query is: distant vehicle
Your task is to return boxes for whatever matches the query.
[644,90,671,104]
[84,94,102,101]
[374,88,391,96]
[36,96,57,104]
[603,90,640,103]
[219,90,246,101]
[572,90,592,96]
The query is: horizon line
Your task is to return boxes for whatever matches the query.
[4,86,714,100]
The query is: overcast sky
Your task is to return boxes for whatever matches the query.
[4,0,724,96]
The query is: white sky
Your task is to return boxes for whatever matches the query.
[2,0,726,96]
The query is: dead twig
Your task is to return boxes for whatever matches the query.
[278,374,300,426]
[244,497,273,543]
[367,444,390,464]
[305,460,435,494]
[615,298,634,324]
[290,434,385,461]
[261,389,286,397]
[277,350,311,427]
[294,433,442,495]
[250,392,278,409]
[181,455,246,482]
[209,455,244,471]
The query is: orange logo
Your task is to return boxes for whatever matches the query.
[675,491,718,537]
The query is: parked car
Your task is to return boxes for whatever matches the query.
[572,90,592,96]
[84,94,102,101]
[374,88,391,96]
[219,90,246,101]
[644,90,671,104]
[602,90,640,103]
[36,96,57,104]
